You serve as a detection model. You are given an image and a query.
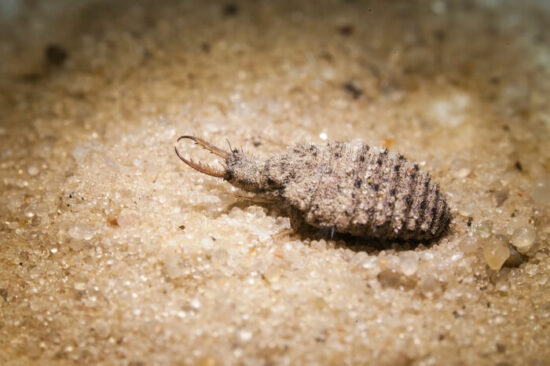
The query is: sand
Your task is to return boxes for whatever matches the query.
[1,0,549,365]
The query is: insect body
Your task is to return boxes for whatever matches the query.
[175,136,451,242]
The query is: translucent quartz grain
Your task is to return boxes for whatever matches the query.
[483,238,510,271]
[68,225,96,241]
[399,252,419,276]
[510,226,537,253]
[476,220,493,239]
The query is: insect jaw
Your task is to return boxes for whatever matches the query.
[175,135,229,178]
[177,135,229,159]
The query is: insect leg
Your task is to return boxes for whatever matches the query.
[233,192,277,204]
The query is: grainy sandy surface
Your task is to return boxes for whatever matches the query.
[1,0,549,365]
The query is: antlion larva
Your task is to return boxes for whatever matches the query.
[175,135,451,242]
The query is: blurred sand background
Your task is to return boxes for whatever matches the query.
[1,0,549,365]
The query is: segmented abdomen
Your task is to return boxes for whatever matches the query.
[274,141,451,241]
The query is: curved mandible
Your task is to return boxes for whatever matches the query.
[177,135,229,159]
[174,135,229,178]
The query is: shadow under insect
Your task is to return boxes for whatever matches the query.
[224,195,446,254]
